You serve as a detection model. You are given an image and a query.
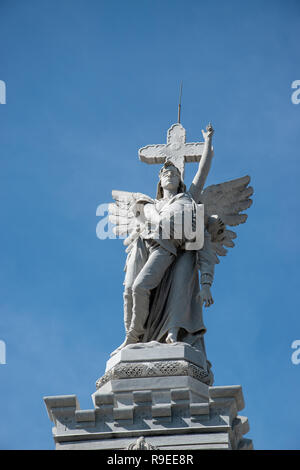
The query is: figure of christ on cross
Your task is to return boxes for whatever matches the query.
[110,124,215,357]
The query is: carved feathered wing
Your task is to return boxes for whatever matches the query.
[200,175,253,263]
[108,190,153,251]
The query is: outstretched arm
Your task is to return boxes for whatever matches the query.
[189,124,214,203]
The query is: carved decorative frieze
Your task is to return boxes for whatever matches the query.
[96,359,211,389]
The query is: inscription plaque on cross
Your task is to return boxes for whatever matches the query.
[138,123,210,179]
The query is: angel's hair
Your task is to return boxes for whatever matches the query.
[156,161,186,200]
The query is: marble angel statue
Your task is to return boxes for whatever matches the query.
[108,124,253,383]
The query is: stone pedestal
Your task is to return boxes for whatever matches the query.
[44,342,253,450]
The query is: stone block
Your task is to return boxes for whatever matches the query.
[44,344,252,450]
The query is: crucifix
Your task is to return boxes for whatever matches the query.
[138,122,212,179]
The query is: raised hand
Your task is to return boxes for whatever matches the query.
[201,123,214,141]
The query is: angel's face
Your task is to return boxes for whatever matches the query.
[160,164,181,191]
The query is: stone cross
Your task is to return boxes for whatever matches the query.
[138,123,206,179]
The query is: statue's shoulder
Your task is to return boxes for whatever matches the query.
[174,191,190,199]
[177,191,195,202]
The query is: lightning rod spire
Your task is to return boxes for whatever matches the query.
[177,81,183,123]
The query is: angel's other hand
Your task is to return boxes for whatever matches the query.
[200,284,214,307]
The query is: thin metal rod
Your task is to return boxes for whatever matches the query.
[178,81,183,123]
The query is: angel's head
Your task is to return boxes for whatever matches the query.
[156,162,186,199]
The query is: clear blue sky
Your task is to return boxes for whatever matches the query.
[0,0,300,450]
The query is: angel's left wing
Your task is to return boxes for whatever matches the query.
[200,175,253,262]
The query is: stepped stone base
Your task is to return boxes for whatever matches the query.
[44,342,253,450]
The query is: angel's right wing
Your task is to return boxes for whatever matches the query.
[108,190,154,251]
